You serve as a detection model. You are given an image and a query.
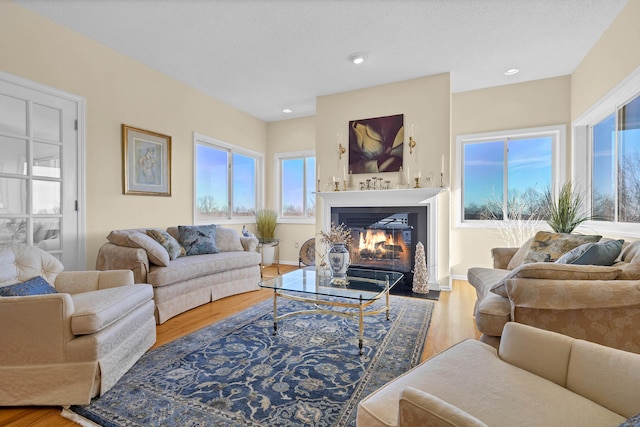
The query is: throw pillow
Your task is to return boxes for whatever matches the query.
[107,230,171,266]
[0,276,57,297]
[506,236,535,270]
[523,231,602,263]
[215,227,244,252]
[490,263,622,298]
[178,224,219,256]
[556,239,625,266]
[146,229,185,260]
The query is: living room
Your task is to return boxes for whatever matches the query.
[1,0,640,426]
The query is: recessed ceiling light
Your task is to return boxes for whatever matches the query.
[504,68,520,76]
[282,108,293,114]
[349,53,367,65]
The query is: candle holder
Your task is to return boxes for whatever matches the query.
[409,136,417,155]
[317,179,321,192]
[414,177,421,188]
[334,181,340,191]
[338,143,346,160]
[440,172,444,188]
[343,180,347,191]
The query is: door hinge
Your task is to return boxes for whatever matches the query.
[74,120,78,131]
[75,200,78,211]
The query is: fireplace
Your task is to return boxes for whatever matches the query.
[331,207,427,283]
[318,188,443,291]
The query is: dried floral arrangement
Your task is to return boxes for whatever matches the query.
[318,222,353,247]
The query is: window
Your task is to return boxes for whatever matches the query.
[590,93,640,223]
[573,67,640,237]
[456,126,565,225]
[194,133,262,222]
[275,151,315,222]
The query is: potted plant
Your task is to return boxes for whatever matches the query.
[255,209,278,266]
[319,222,353,282]
[544,181,591,233]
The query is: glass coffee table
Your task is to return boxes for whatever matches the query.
[258,267,404,355]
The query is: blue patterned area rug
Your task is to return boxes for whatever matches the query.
[68,296,433,427]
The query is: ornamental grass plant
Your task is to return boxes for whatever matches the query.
[544,181,591,234]
[255,209,278,240]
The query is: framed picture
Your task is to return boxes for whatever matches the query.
[122,124,171,196]
[348,114,404,174]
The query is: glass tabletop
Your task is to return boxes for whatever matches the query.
[258,267,403,301]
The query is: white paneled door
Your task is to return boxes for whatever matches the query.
[0,72,84,270]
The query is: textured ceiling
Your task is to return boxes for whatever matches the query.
[13,0,627,122]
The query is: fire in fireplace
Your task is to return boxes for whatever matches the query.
[331,206,428,285]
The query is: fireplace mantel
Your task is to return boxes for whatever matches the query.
[316,187,444,207]
[317,187,446,291]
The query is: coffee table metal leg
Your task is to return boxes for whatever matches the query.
[385,276,390,320]
[359,295,364,355]
[273,288,278,335]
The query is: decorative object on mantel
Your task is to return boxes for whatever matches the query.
[122,124,171,196]
[412,242,429,294]
[337,132,346,160]
[319,222,353,285]
[408,123,417,154]
[349,114,404,173]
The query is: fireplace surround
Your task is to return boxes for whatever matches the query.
[318,188,443,291]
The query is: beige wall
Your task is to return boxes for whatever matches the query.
[315,74,451,284]
[266,116,316,264]
[450,76,572,277]
[0,3,266,268]
[571,0,640,121]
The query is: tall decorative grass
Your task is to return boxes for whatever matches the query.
[255,209,278,240]
[544,182,591,233]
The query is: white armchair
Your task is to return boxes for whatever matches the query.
[0,243,156,406]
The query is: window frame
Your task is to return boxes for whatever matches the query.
[274,150,316,224]
[455,125,566,228]
[573,66,640,238]
[193,132,263,224]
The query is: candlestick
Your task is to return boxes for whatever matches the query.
[343,180,347,191]
[334,181,340,191]
[441,154,445,174]
[440,172,444,188]
[414,177,421,188]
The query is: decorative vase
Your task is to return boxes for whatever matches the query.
[329,242,350,282]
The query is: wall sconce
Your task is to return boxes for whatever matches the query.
[338,143,346,160]
[409,124,417,155]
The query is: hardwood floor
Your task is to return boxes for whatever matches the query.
[0,265,480,426]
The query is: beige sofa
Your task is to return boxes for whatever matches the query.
[97,226,261,324]
[467,237,640,353]
[357,322,640,427]
[0,243,156,406]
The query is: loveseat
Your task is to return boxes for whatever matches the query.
[467,231,640,353]
[357,322,640,427]
[96,225,261,324]
[0,243,156,406]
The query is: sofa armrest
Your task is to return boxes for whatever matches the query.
[0,293,75,364]
[399,387,488,427]
[491,247,518,269]
[499,322,574,387]
[506,278,640,310]
[96,242,149,283]
[55,270,135,294]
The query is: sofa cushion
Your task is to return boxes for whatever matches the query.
[147,251,261,287]
[107,229,170,267]
[70,284,154,335]
[490,263,622,297]
[178,225,219,256]
[0,276,57,296]
[215,227,244,252]
[523,231,602,263]
[146,229,185,260]
[475,294,511,336]
[556,239,624,266]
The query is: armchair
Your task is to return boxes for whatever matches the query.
[0,243,156,406]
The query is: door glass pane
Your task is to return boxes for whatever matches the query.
[232,153,256,217]
[463,140,504,220]
[507,137,551,220]
[0,177,27,214]
[196,144,228,219]
[592,113,616,221]
[0,218,27,243]
[33,218,60,249]
[33,142,61,178]
[0,94,27,135]
[33,103,61,142]
[282,158,304,217]
[0,136,27,175]
[32,180,60,214]
[618,95,640,223]
[306,157,316,217]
